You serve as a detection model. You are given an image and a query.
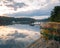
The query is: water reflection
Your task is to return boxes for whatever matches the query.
[0,24,40,48]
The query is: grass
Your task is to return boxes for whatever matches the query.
[40,22,60,42]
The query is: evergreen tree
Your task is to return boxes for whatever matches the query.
[50,6,60,22]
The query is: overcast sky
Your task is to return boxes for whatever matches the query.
[0,0,60,17]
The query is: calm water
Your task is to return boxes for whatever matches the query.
[0,24,40,48]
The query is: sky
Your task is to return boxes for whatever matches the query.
[0,0,60,18]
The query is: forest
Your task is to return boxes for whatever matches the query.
[0,16,36,25]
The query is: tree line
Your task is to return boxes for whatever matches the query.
[49,6,60,22]
[0,16,36,25]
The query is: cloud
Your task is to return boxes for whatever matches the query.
[8,9,50,17]
[6,2,28,11]
[7,0,60,17]
[0,0,60,16]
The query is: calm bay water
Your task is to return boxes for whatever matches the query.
[0,24,40,48]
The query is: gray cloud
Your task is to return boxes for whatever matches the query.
[0,0,28,10]
[8,10,49,17]
[0,0,60,17]
[6,2,28,10]
[8,7,51,17]
[8,1,60,17]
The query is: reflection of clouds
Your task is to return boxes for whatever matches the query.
[0,38,30,48]
[0,24,40,48]
[7,30,28,38]
[8,24,40,32]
